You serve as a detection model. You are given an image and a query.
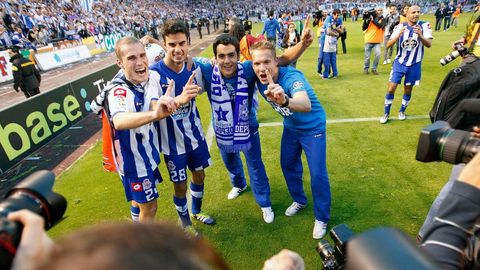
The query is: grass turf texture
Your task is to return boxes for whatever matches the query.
[48,14,471,269]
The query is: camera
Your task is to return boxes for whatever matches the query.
[416,121,479,164]
[317,224,355,269]
[243,20,252,33]
[0,171,67,270]
[318,225,440,270]
[440,43,469,66]
[363,9,376,20]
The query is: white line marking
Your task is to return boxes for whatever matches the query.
[205,122,215,150]
[205,115,430,147]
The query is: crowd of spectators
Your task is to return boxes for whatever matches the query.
[0,0,318,51]
[0,0,474,52]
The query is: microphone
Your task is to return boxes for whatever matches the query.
[459,99,480,115]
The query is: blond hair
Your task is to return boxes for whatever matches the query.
[114,36,142,59]
[249,40,277,57]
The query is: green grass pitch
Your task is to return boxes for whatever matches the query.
[48,13,473,269]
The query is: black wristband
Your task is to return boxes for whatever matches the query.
[281,95,290,108]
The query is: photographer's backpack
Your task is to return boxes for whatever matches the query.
[429,57,480,130]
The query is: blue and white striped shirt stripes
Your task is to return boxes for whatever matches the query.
[390,21,433,66]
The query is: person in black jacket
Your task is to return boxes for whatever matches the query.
[421,151,480,270]
[9,46,41,98]
[434,3,445,32]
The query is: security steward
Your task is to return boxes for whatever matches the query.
[9,46,41,98]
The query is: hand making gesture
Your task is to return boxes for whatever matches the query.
[264,69,287,106]
[175,70,200,105]
[155,79,178,118]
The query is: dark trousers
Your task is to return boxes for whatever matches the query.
[23,87,40,98]
[338,34,347,54]
[444,16,451,30]
[435,17,443,31]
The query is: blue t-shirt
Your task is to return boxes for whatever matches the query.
[256,66,326,134]
[195,58,259,128]
[321,15,343,44]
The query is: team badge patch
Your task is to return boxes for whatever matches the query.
[131,182,143,192]
[292,81,304,90]
[142,179,152,190]
[167,161,176,171]
[401,38,419,52]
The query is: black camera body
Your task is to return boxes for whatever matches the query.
[363,9,376,20]
[243,20,252,33]
[0,171,67,269]
[317,225,440,270]
[317,224,355,269]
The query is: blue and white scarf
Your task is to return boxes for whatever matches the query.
[211,63,250,153]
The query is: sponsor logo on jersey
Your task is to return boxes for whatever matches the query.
[142,179,152,190]
[268,101,293,116]
[114,87,127,97]
[131,182,143,192]
[170,101,192,120]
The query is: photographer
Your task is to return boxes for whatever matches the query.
[418,12,480,241]
[383,4,399,65]
[362,7,385,75]
[421,151,480,270]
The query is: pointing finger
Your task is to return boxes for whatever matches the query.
[165,80,174,97]
[187,70,196,85]
[266,69,274,85]
[304,14,311,29]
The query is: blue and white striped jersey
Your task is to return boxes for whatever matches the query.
[107,71,162,178]
[150,61,206,155]
[390,21,432,66]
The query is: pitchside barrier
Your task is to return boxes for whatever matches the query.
[0,64,119,174]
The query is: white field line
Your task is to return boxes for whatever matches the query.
[205,115,429,149]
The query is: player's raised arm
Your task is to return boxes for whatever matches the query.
[277,15,313,66]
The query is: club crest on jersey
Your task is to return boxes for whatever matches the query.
[401,38,419,51]
[142,179,152,190]
[170,101,192,120]
[131,182,143,192]
[292,81,304,90]
[167,161,176,171]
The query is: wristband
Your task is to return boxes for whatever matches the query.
[281,95,290,108]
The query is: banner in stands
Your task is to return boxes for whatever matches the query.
[0,50,13,83]
[82,36,106,55]
[34,45,92,71]
[96,32,124,52]
[0,64,119,174]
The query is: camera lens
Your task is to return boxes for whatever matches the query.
[0,171,67,228]
[438,129,480,164]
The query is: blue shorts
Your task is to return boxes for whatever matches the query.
[121,168,162,203]
[389,60,422,86]
[164,140,212,183]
